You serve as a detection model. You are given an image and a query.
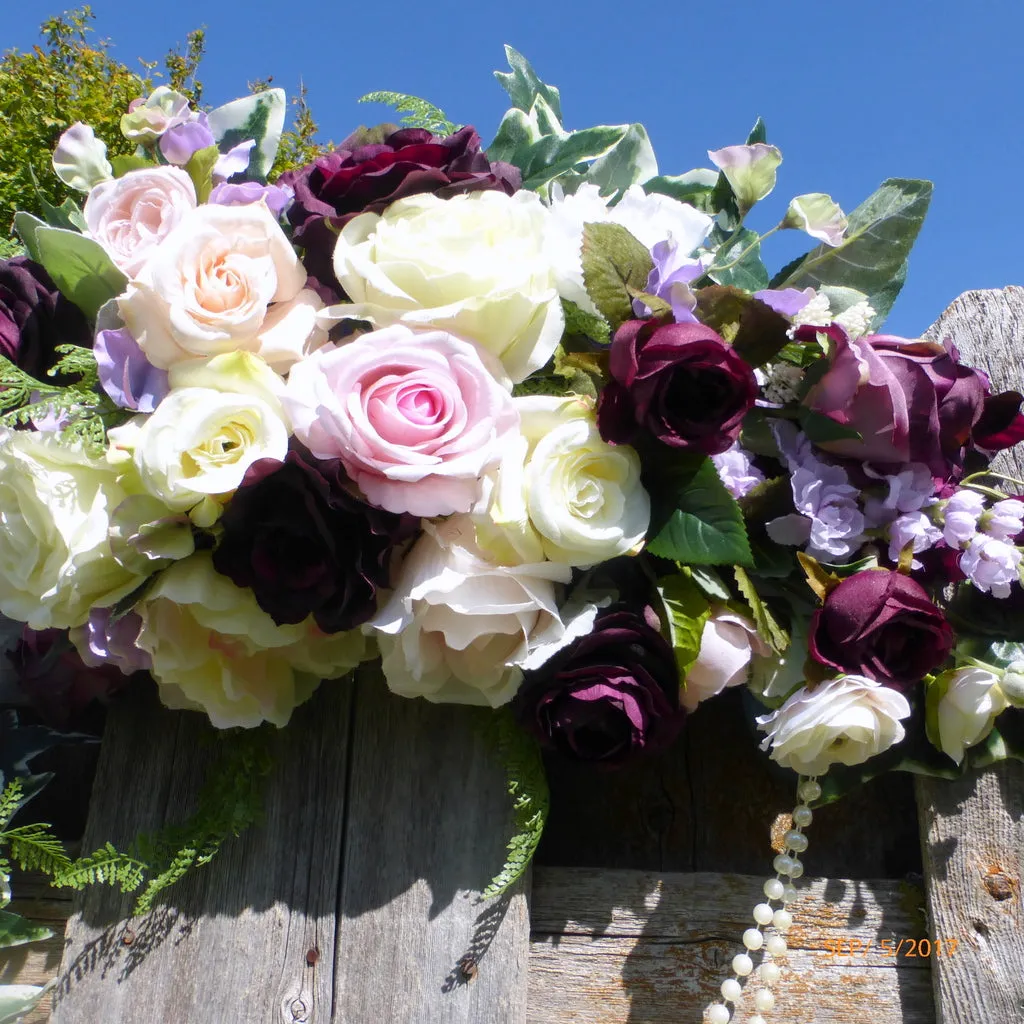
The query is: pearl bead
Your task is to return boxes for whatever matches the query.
[782,883,798,903]
[792,804,813,828]
[721,978,743,1002]
[798,779,821,802]
[765,933,787,956]
[763,878,785,901]
[732,953,754,977]
[753,902,774,926]
[743,927,765,951]
[754,988,776,1012]
[773,854,794,875]
[784,829,809,853]
[788,859,805,879]
[707,1004,731,1024]
[748,1017,767,1024]
[773,909,793,933]
[758,962,781,984]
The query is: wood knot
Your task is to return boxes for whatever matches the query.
[983,869,1015,902]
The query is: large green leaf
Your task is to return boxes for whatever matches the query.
[494,45,563,119]
[657,573,711,680]
[707,227,770,292]
[580,222,652,331]
[520,124,630,191]
[583,123,658,196]
[771,178,932,327]
[13,212,45,264]
[207,88,286,183]
[34,227,127,321]
[0,982,53,1024]
[646,457,753,566]
[0,910,52,950]
[644,169,718,212]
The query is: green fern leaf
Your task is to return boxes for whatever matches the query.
[357,91,459,136]
[0,781,23,831]
[4,824,72,875]
[54,842,146,892]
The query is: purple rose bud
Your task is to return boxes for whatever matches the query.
[597,319,758,454]
[94,327,169,412]
[513,608,685,765]
[808,569,954,688]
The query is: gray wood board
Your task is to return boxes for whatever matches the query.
[51,671,529,1023]
[916,286,1024,1024]
[528,865,934,1024]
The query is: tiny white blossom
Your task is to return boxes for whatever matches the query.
[789,291,831,328]
[833,300,877,340]
[761,363,805,405]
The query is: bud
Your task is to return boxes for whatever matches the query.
[707,143,782,212]
[52,122,112,192]
[932,667,1008,764]
[782,193,848,247]
[998,666,1024,708]
[121,86,192,141]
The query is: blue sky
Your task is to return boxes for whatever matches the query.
[7,0,1023,335]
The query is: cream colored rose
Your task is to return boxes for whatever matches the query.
[935,667,1008,765]
[0,430,144,629]
[84,166,197,278]
[757,675,911,776]
[168,350,290,426]
[681,607,768,712]
[136,552,365,728]
[112,386,288,518]
[118,202,319,369]
[369,515,597,706]
[474,395,649,567]
[330,191,564,384]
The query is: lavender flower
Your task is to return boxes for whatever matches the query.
[982,498,1024,541]
[634,239,706,322]
[887,510,942,568]
[209,181,294,218]
[942,489,986,548]
[960,535,1022,598]
[712,443,765,499]
[94,327,169,412]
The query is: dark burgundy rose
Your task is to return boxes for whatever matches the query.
[597,319,758,454]
[212,446,418,632]
[9,626,127,728]
[278,125,521,300]
[0,256,91,377]
[513,608,685,765]
[809,569,954,687]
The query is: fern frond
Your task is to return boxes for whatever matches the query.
[54,842,146,892]
[480,710,549,901]
[0,781,23,831]
[4,823,72,875]
[357,91,459,136]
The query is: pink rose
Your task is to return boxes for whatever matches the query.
[284,325,519,516]
[84,166,197,278]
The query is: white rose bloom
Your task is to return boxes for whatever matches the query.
[682,607,768,712]
[0,431,144,629]
[136,552,365,728]
[84,166,197,278]
[545,183,713,314]
[936,667,1008,765]
[113,387,288,518]
[474,395,649,567]
[757,675,911,776]
[118,202,318,369]
[369,515,597,706]
[329,191,564,385]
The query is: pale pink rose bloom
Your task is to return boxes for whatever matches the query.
[682,607,768,712]
[285,325,519,516]
[84,166,197,278]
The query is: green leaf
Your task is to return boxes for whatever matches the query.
[694,286,791,367]
[0,910,53,950]
[486,106,542,165]
[109,154,158,177]
[520,124,630,191]
[734,566,788,653]
[643,169,718,211]
[797,407,862,444]
[688,566,732,601]
[33,226,127,320]
[708,227,770,291]
[657,573,711,679]
[583,123,658,195]
[746,118,768,145]
[184,145,219,204]
[494,45,562,120]
[207,88,286,183]
[0,981,54,1023]
[357,92,457,136]
[561,299,611,345]
[38,195,86,232]
[772,179,933,326]
[13,212,45,263]
[646,457,753,566]
[580,222,653,331]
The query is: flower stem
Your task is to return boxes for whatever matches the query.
[706,225,780,276]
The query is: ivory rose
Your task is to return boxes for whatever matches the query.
[330,190,564,384]
[84,167,197,278]
[285,325,519,516]
[118,202,323,369]
[934,667,1008,765]
[474,395,649,567]
[0,430,144,629]
[757,675,911,776]
[136,551,365,728]
[681,607,767,712]
[369,516,597,706]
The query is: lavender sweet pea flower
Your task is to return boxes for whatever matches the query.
[754,287,816,319]
[209,181,294,218]
[887,510,942,568]
[214,139,256,182]
[960,535,1022,598]
[73,607,151,675]
[982,499,1024,541]
[95,327,169,412]
[633,239,705,322]
[159,113,216,165]
[712,443,765,499]
[942,489,986,547]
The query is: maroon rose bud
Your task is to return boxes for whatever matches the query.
[597,319,758,454]
[211,446,419,633]
[277,125,521,301]
[0,256,91,378]
[809,568,954,687]
[513,608,685,765]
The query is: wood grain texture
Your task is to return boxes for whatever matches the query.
[916,286,1024,1024]
[528,866,933,1024]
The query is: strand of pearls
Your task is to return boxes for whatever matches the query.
[704,776,821,1024]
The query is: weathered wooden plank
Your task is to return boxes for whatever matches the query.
[528,866,933,1024]
[916,287,1024,1024]
[52,679,353,1024]
[335,671,530,1024]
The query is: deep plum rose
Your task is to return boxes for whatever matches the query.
[0,256,91,377]
[513,608,685,764]
[809,568,954,687]
[278,125,521,300]
[803,328,1024,479]
[598,320,758,454]
[212,447,417,632]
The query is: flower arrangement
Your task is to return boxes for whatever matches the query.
[2,46,1024,1022]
